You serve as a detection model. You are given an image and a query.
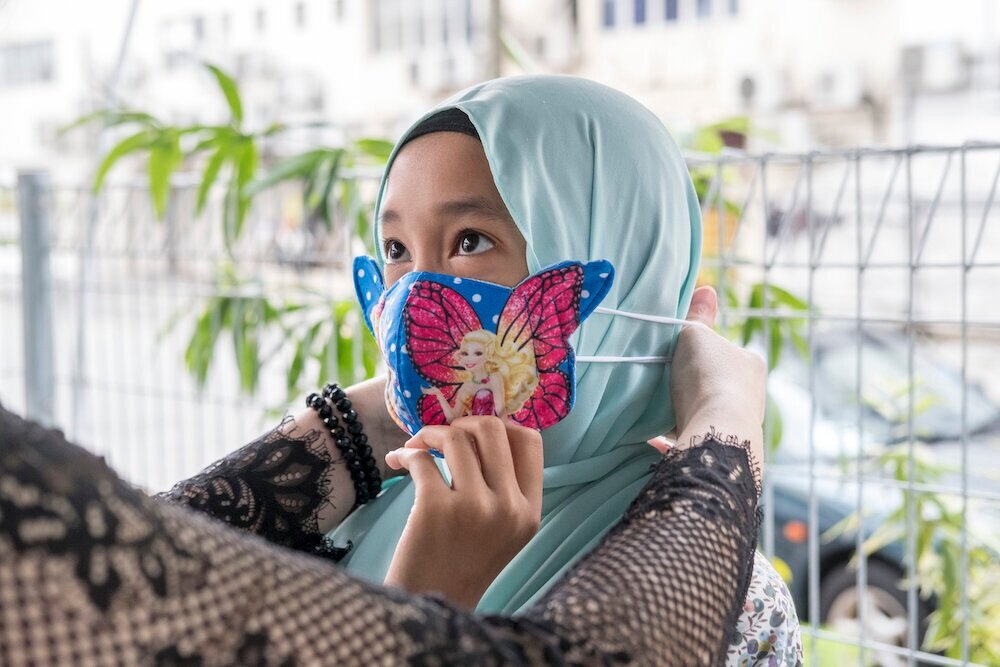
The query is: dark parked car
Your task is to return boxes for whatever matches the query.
[762,329,1000,660]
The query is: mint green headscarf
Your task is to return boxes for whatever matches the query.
[328,74,702,614]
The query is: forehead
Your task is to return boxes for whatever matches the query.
[382,132,497,203]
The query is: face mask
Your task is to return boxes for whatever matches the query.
[353,256,706,436]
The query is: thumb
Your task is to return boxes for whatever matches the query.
[686,286,718,328]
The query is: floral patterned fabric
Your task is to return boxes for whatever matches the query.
[728,551,804,666]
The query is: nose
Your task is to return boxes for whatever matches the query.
[410,247,449,275]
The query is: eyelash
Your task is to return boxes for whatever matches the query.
[453,228,497,255]
[381,229,498,262]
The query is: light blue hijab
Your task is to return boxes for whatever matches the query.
[329,74,702,614]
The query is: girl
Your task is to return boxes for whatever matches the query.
[323,75,803,665]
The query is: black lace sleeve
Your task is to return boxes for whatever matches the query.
[0,405,759,667]
[155,416,352,561]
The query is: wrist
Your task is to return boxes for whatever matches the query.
[676,405,762,451]
[344,377,409,481]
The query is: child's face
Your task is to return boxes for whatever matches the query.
[378,132,529,288]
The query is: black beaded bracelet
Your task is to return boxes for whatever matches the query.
[306,384,382,505]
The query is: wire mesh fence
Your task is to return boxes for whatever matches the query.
[2,143,998,665]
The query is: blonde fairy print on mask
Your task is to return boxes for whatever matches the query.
[353,256,615,436]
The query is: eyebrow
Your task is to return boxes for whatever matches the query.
[380,197,512,226]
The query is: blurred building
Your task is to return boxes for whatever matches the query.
[1,0,999,181]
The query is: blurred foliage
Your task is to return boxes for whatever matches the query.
[690,118,811,455]
[827,445,1000,663]
[69,62,388,398]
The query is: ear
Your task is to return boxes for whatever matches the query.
[578,259,614,321]
[353,256,385,335]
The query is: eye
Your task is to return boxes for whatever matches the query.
[456,231,495,256]
[475,351,483,356]
[383,239,410,263]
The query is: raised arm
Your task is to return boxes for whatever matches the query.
[1,404,758,666]
[155,377,408,559]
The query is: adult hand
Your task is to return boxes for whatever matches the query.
[667,286,766,475]
[382,416,543,610]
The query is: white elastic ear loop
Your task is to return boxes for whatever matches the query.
[576,307,711,364]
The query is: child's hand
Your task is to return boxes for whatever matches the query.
[382,416,543,610]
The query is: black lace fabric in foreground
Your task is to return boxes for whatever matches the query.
[0,405,759,666]
[156,417,352,562]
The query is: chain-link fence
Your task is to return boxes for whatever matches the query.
[2,144,999,665]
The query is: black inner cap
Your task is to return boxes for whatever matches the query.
[399,108,480,149]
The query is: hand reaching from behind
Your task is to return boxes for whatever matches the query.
[667,286,767,484]
[383,417,543,610]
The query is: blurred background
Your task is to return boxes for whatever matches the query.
[2,1,999,665]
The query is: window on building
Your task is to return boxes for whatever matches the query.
[334,0,345,20]
[255,7,266,32]
[602,0,615,28]
[697,0,711,19]
[634,0,646,24]
[0,41,55,87]
[728,0,738,14]
[373,0,403,52]
[442,5,450,45]
[221,13,231,36]
[665,0,678,22]
[192,15,205,43]
[295,2,307,27]
[464,0,474,43]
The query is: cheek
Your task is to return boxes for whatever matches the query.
[383,266,406,287]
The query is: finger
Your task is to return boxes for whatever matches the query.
[408,425,486,494]
[384,448,449,494]
[453,416,517,493]
[647,435,673,454]
[685,285,718,328]
[505,422,544,509]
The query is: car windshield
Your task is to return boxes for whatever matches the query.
[775,332,1000,455]
[812,337,1000,443]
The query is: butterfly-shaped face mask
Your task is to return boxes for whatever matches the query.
[353,256,615,436]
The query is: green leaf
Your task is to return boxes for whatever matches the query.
[306,153,337,211]
[148,131,183,218]
[92,129,157,192]
[764,391,783,454]
[316,151,344,228]
[354,137,394,163]
[288,321,323,395]
[61,109,160,135]
[741,284,763,346]
[234,140,258,238]
[789,327,810,360]
[204,63,244,125]
[768,322,783,370]
[222,176,240,252]
[768,284,809,311]
[183,298,230,387]
[196,147,227,215]
[245,149,325,197]
[262,122,286,137]
[317,335,333,388]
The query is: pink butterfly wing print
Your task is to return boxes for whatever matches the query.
[497,264,585,430]
[404,280,483,425]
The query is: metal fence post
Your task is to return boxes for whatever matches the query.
[17,171,55,426]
